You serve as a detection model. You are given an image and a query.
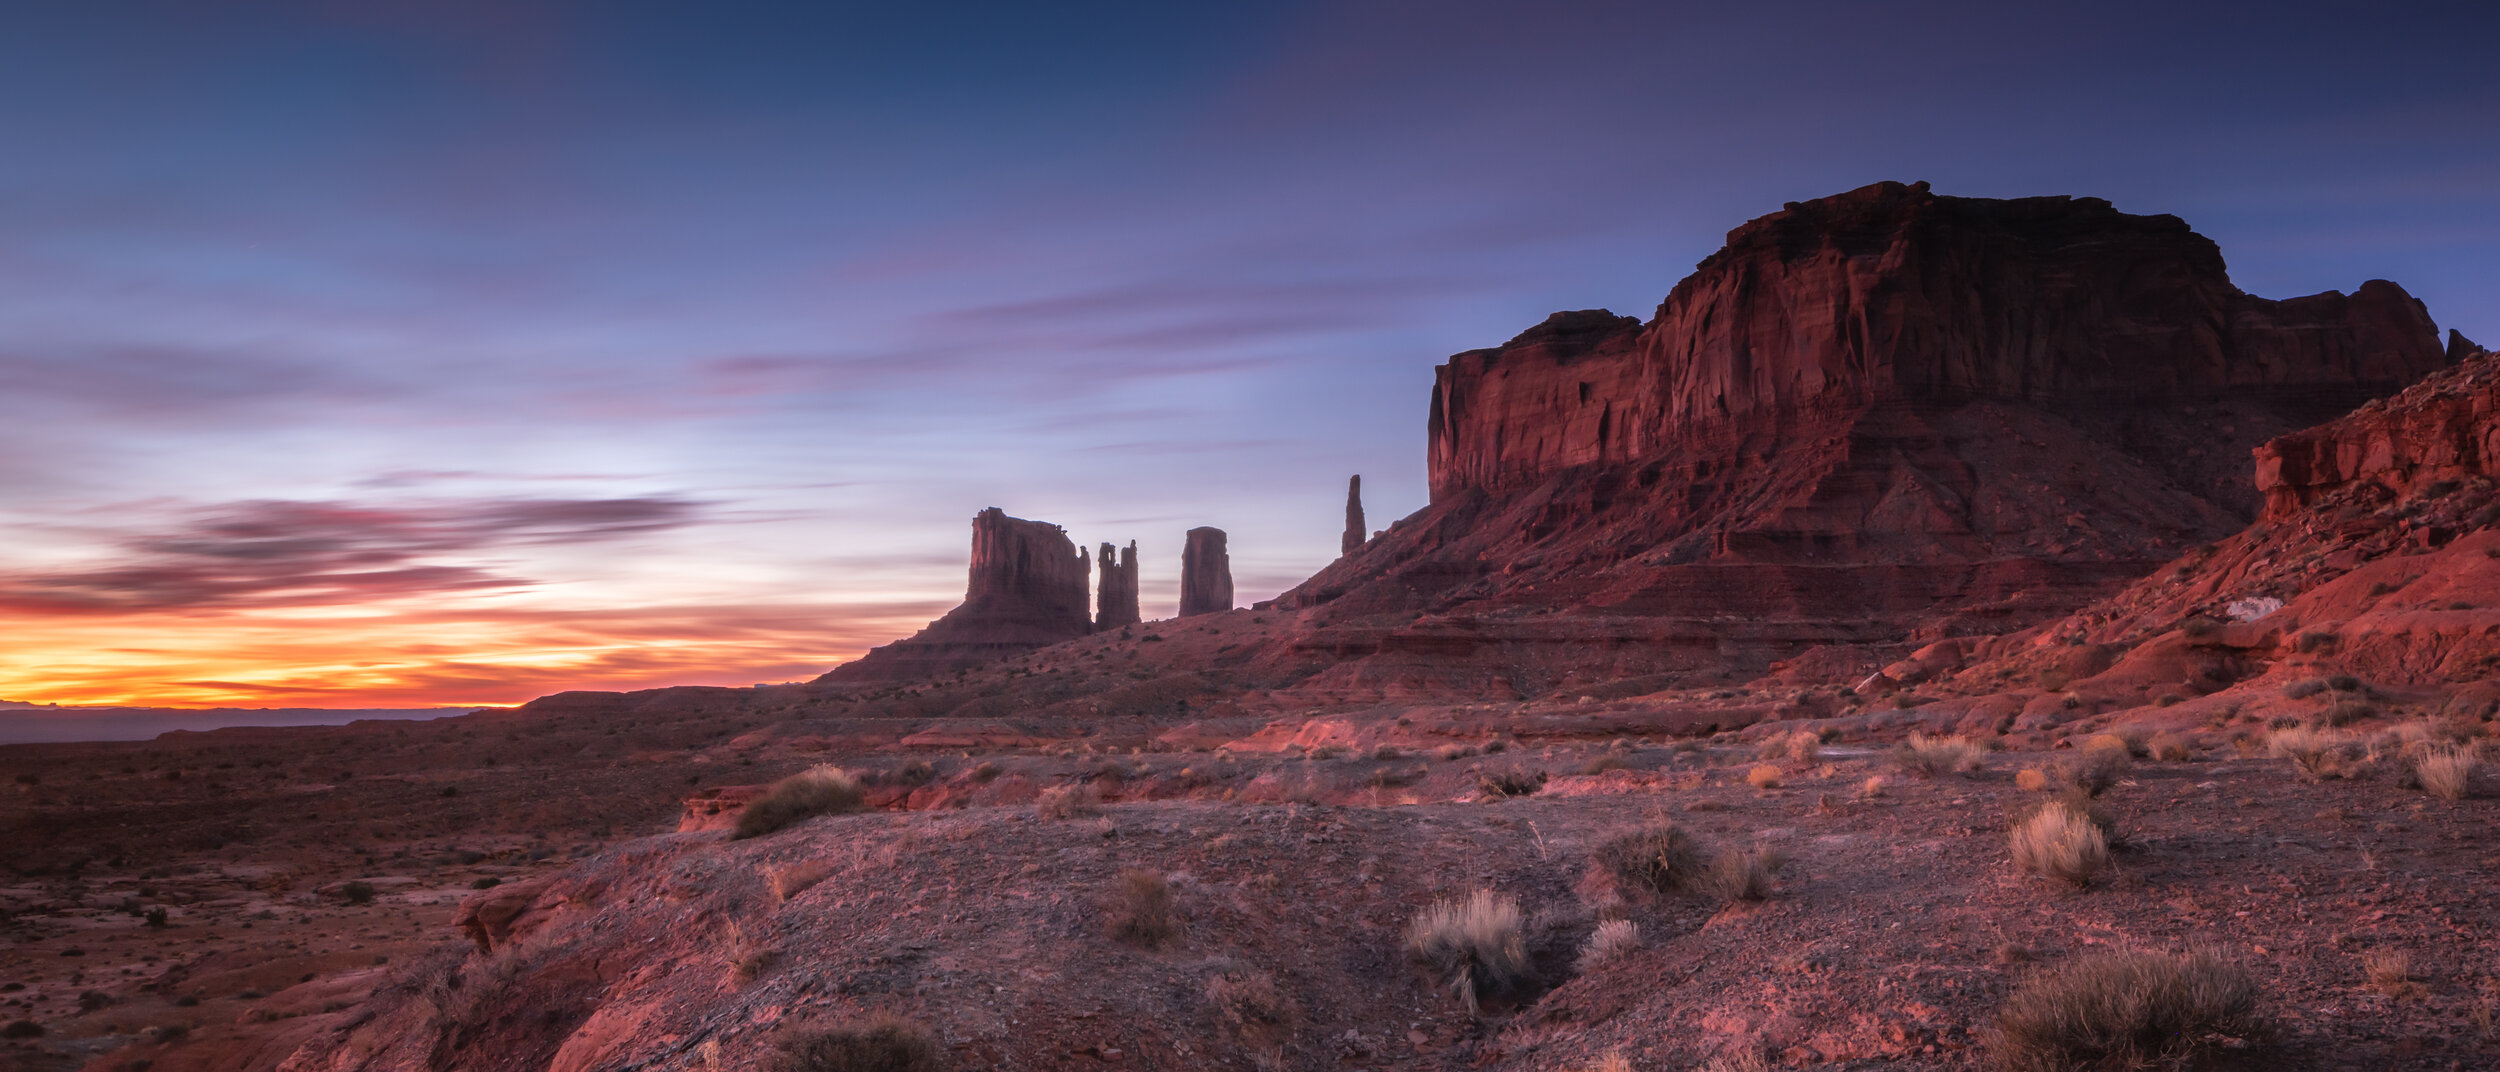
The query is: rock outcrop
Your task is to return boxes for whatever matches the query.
[1343,475,1366,556]
[820,508,1091,682]
[1180,527,1233,617]
[2256,333,2494,519]
[1096,540,1139,630]
[1269,182,2455,699]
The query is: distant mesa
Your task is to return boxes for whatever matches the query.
[820,507,1094,683]
[1271,180,2455,695]
[1180,526,1234,617]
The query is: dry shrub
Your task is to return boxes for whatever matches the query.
[2324,699,2376,726]
[1105,869,1180,949]
[1701,847,1785,902]
[2269,726,2367,779]
[1859,775,1886,798]
[1582,752,1632,775]
[2416,748,2479,800]
[1755,730,1821,765]
[775,1013,944,1072]
[1476,768,1547,799]
[2015,768,2050,792]
[1036,783,1101,819]
[1206,968,1300,1042]
[1744,764,1782,789]
[1576,919,1640,972]
[735,766,865,840]
[2010,801,2109,887]
[2083,732,2141,758]
[2145,732,2192,762]
[2364,950,2426,1000]
[2282,678,2328,700]
[1894,733,1987,777]
[1436,744,1478,761]
[768,860,837,903]
[1405,890,1527,1013]
[1593,824,1705,895]
[1992,949,2267,1072]
[2056,742,2130,797]
[1583,1054,1634,1072]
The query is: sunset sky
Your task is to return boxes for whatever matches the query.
[3,1,2496,707]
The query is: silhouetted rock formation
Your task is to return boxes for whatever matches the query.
[1096,541,1139,630]
[1270,181,2455,699]
[821,508,1091,682]
[1180,527,1233,617]
[1343,475,1366,556]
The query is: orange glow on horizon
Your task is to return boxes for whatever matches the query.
[0,598,950,708]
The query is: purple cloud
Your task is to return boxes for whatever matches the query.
[0,495,705,614]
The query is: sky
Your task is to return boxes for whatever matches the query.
[1,0,2495,707]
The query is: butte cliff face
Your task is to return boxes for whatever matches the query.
[822,508,1092,682]
[1180,527,1233,617]
[1271,181,2454,700]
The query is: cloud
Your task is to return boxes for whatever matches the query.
[0,495,707,614]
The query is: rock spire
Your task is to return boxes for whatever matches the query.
[1179,527,1233,617]
[1342,475,1365,556]
[1095,540,1139,630]
[821,507,1091,682]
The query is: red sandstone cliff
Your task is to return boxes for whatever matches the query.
[1428,181,2444,503]
[821,508,1092,682]
[1267,182,2455,699]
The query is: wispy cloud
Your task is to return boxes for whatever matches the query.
[0,496,706,614]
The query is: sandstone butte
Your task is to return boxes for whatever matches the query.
[12,183,2500,1072]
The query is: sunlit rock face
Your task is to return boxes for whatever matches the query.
[820,507,1092,682]
[1268,182,2454,698]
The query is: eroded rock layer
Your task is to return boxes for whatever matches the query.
[821,508,1091,682]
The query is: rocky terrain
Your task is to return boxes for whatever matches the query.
[4,183,2496,1072]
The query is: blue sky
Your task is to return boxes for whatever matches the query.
[1,0,2493,704]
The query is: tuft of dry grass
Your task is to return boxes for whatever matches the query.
[1405,890,1527,1013]
[1701,847,1785,902]
[2415,748,2479,800]
[1582,1053,1635,1072]
[774,1013,945,1072]
[1476,768,1547,799]
[1993,950,2267,1071]
[1754,730,1821,765]
[1894,733,1987,777]
[1575,918,1640,972]
[1744,764,1783,789]
[1036,782,1102,819]
[1859,775,1886,798]
[2364,950,2427,1000]
[2055,741,2130,797]
[2269,725,2369,780]
[734,766,865,840]
[767,859,837,904]
[2009,801,2110,887]
[1104,869,1180,949]
[2145,732,2192,762]
[1205,969,1299,1043]
[1592,823,1705,895]
[2015,768,2050,792]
